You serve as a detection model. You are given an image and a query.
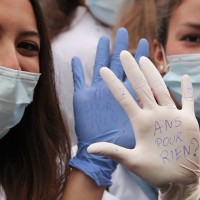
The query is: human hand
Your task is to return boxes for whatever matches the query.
[69,28,149,186]
[88,51,200,193]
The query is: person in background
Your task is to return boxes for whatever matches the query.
[126,0,200,119]
[42,0,157,199]
[153,0,200,112]
[42,0,126,145]
[111,0,157,61]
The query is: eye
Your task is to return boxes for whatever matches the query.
[17,41,40,56]
[181,34,200,43]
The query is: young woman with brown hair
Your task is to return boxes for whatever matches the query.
[0,0,71,199]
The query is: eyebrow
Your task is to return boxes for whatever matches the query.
[19,31,40,39]
[0,24,40,39]
[184,23,200,30]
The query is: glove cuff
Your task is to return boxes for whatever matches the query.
[69,157,113,186]
[69,143,117,186]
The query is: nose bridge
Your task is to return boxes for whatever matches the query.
[0,40,21,70]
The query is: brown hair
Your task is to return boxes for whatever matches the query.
[0,0,71,199]
[42,0,84,39]
[112,0,157,59]
[112,0,183,62]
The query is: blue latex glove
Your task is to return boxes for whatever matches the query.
[69,27,149,186]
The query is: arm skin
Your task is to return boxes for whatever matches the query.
[61,168,105,200]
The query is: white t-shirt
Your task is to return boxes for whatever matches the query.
[52,6,111,146]
[0,186,5,199]
[52,6,151,200]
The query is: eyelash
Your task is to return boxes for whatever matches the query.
[181,34,200,43]
[17,41,40,56]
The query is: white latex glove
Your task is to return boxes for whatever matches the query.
[88,50,200,200]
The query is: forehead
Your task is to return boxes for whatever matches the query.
[170,0,200,25]
[0,0,37,31]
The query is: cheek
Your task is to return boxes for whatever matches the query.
[165,41,200,55]
[19,56,40,73]
[165,42,184,56]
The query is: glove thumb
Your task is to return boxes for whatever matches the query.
[87,142,133,166]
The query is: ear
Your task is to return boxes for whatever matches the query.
[152,39,166,76]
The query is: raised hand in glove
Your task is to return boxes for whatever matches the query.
[88,51,200,199]
[70,28,149,186]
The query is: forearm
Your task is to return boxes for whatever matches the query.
[62,168,105,200]
[158,179,200,200]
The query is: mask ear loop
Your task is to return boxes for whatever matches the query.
[160,45,169,73]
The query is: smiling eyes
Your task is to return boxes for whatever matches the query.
[17,41,40,57]
[181,34,200,43]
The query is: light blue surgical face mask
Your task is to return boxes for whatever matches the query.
[85,0,124,26]
[0,66,41,139]
[163,53,200,119]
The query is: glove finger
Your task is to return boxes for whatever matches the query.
[72,57,86,91]
[110,27,128,80]
[92,36,110,85]
[120,51,157,109]
[181,75,194,114]
[100,66,140,120]
[123,38,149,100]
[87,142,133,167]
[124,81,138,100]
[139,57,176,108]
[134,38,149,63]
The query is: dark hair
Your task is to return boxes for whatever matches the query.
[155,0,181,47]
[42,0,84,39]
[0,0,71,199]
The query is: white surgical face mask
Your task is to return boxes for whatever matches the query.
[0,66,41,139]
[85,0,124,26]
[163,53,200,119]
